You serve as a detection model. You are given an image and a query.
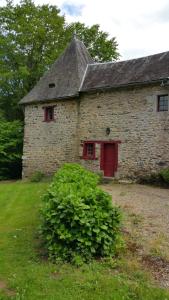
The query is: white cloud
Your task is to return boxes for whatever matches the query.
[1,0,169,59]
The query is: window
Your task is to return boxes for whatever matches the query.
[49,83,55,88]
[158,95,168,111]
[83,142,95,160]
[44,106,54,122]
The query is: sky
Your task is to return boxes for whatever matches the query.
[1,0,169,60]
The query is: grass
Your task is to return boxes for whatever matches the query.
[0,181,169,300]
[149,233,169,261]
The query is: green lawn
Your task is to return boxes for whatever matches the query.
[0,181,169,300]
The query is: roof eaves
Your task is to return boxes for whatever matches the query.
[19,92,80,105]
[80,78,165,94]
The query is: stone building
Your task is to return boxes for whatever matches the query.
[20,37,169,178]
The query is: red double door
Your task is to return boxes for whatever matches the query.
[101,143,117,177]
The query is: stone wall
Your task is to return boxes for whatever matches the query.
[22,84,169,178]
[78,85,169,178]
[22,99,79,177]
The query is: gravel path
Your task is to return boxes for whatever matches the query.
[102,183,169,288]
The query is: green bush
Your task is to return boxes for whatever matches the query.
[138,173,161,185]
[40,163,122,263]
[138,169,169,187]
[30,171,44,182]
[159,168,169,184]
[0,120,23,180]
[52,163,100,187]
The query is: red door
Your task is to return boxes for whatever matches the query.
[102,143,117,177]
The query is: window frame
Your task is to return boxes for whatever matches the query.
[83,142,96,160]
[157,94,168,112]
[43,106,55,122]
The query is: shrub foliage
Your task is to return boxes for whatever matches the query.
[0,120,23,179]
[159,168,169,184]
[40,164,122,263]
[138,168,169,187]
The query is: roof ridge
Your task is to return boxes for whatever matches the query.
[79,64,89,91]
[87,50,169,67]
[73,37,81,84]
[73,37,94,87]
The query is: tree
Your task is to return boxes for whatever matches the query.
[0,0,67,120]
[0,0,120,120]
[68,22,119,62]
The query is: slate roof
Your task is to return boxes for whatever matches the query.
[20,37,169,105]
[81,51,169,92]
[20,36,93,104]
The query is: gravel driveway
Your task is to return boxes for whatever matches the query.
[102,183,169,288]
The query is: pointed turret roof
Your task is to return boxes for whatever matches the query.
[20,36,94,104]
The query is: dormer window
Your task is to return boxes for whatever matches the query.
[49,83,55,88]
[157,95,168,111]
[44,106,55,122]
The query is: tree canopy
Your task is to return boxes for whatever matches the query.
[68,22,119,63]
[0,0,67,120]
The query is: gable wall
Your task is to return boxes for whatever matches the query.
[22,85,169,178]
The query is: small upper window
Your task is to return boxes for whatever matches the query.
[158,95,168,112]
[49,83,55,88]
[83,142,95,160]
[44,106,54,122]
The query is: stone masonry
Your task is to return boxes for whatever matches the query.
[22,84,169,178]
[23,100,79,177]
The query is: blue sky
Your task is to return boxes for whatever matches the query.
[61,2,84,16]
[1,0,169,60]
